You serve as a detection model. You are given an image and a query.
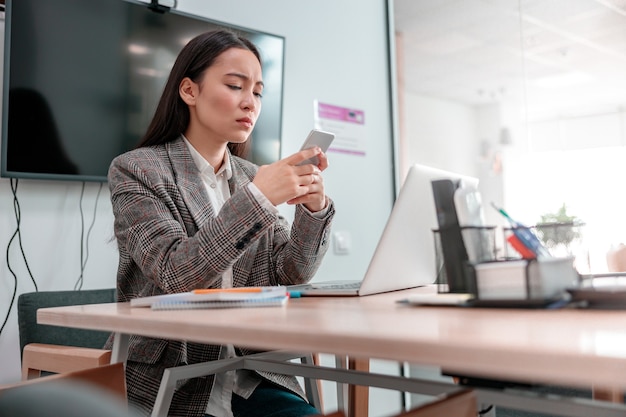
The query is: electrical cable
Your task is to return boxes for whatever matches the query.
[74,181,103,290]
[74,182,86,290]
[1,179,37,337]
[478,404,494,415]
[1,243,18,337]
[12,179,38,289]
[1,192,19,337]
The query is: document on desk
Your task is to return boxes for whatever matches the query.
[397,293,474,306]
[130,286,289,310]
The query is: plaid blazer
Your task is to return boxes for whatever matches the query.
[107,137,335,417]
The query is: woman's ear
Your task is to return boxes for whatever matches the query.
[179,77,197,105]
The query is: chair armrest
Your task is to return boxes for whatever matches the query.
[22,343,112,380]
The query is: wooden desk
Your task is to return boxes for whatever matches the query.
[37,288,626,415]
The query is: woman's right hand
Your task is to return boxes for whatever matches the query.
[252,147,327,207]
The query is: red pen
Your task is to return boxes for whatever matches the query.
[507,234,536,259]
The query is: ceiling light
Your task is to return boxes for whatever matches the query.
[533,72,594,88]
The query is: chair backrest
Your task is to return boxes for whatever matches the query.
[17,288,116,359]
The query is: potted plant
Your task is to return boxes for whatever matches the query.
[536,203,583,256]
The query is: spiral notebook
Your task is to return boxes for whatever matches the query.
[130,286,289,310]
[149,296,289,310]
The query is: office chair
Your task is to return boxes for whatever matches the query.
[0,363,137,417]
[17,288,116,380]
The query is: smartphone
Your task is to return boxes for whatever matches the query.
[297,129,335,166]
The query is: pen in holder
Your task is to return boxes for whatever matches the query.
[503,222,586,259]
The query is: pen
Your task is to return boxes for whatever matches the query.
[506,234,536,259]
[491,203,551,258]
[192,287,276,294]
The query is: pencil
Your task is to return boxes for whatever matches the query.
[192,287,270,294]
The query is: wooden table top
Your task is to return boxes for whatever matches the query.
[37,287,626,390]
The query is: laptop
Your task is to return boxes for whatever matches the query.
[288,163,480,296]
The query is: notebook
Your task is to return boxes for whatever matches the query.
[130,286,289,310]
[289,164,479,296]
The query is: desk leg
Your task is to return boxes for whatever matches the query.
[335,355,349,413]
[593,386,624,403]
[348,357,369,417]
[311,353,325,411]
[111,332,129,364]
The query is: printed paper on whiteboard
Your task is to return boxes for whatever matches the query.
[314,101,366,157]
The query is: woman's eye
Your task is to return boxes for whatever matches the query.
[227,84,261,98]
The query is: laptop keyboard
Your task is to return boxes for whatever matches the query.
[312,281,360,290]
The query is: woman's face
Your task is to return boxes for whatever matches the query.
[184,47,263,145]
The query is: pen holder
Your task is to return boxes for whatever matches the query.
[433,226,497,294]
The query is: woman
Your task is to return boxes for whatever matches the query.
[107,29,334,417]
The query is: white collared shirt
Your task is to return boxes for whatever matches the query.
[181,136,263,416]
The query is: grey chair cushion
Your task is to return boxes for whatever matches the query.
[17,288,116,359]
[0,381,140,417]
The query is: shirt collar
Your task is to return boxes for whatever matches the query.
[182,134,232,180]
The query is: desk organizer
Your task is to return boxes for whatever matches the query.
[434,225,581,302]
[467,257,580,301]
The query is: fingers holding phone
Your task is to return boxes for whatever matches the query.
[288,130,333,211]
[253,150,327,210]
[287,162,327,212]
[252,130,334,211]
[285,146,328,171]
[296,129,334,169]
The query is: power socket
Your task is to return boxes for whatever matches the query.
[333,231,351,255]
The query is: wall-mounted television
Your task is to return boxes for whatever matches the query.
[1,0,285,182]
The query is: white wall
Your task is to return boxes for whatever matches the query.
[402,92,506,226]
[0,1,400,414]
[402,93,478,178]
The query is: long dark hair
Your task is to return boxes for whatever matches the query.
[136,29,261,158]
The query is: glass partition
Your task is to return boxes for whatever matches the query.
[394,0,626,273]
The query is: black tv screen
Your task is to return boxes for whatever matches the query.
[1,0,285,182]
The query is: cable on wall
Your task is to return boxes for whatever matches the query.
[2,179,38,337]
[9,178,37,289]
[74,181,103,290]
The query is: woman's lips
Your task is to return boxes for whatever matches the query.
[237,118,253,128]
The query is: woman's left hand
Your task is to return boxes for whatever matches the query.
[287,151,328,212]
